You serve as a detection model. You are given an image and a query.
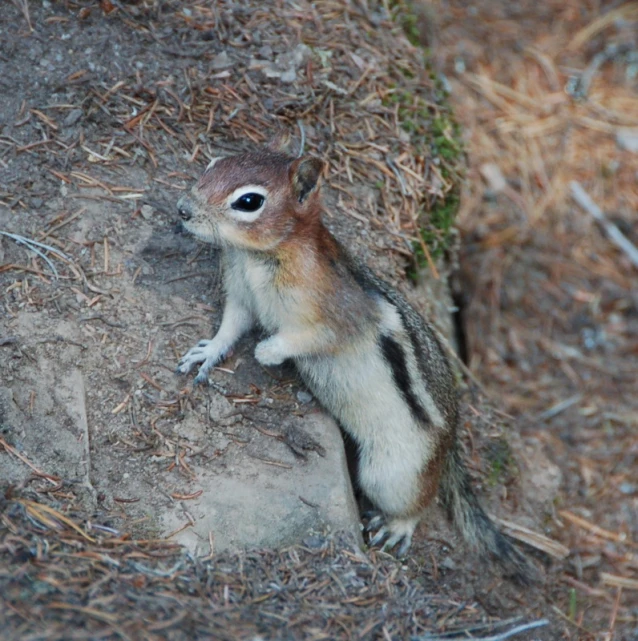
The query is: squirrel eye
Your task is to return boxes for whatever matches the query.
[231,193,265,213]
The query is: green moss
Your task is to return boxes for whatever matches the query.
[486,438,515,487]
[415,189,459,262]
[432,115,463,161]
[399,11,420,46]
[382,90,462,264]
[384,0,465,272]
[388,0,422,47]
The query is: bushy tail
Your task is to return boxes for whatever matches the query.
[439,443,538,584]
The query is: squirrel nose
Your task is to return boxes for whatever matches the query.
[177,197,193,221]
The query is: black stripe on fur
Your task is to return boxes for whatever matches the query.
[379,334,430,426]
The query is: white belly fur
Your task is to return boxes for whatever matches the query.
[227,251,302,334]
[296,343,433,517]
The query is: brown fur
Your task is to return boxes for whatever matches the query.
[417,434,452,512]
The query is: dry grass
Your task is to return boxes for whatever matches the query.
[430,0,638,636]
[1,493,552,641]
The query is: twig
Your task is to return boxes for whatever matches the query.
[603,588,622,641]
[70,369,96,500]
[39,207,86,239]
[570,181,638,269]
[566,44,632,100]
[417,618,549,640]
[495,516,570,559]
[0,436,60,485]
[385,155,408,196]
[78,314,125,328]
[297,119,306,157]
[537,394,583,421]
[14,0,33,31]
[559,509,630,543]
[601,573,638,590]
[0,231,71,279]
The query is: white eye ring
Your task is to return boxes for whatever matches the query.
[226,185,268,222]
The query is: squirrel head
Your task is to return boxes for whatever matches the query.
[177,150,325,252]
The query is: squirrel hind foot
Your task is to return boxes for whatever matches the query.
[367,514,419,558]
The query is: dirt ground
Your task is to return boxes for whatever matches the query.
[0,0,636,640]
[1,0,428,550]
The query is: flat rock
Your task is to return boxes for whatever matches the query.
[163,412,361,554]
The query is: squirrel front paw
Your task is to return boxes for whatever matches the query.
[254,337,287,366]
[177,339,228,384]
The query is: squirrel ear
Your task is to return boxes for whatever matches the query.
[290,157,325,204]
[266,130,292,153]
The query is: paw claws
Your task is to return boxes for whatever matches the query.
[193,371,209,386]
[369,527,389,548]
[366,514,415,557]
[176,361,192,375]
[396,537,412,558]
[383,533,411,557]
[364,515,384,533]
[177,339,226,381]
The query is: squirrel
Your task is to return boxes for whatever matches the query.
[175,144,536,583]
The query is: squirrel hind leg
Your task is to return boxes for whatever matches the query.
[365,446,448,557]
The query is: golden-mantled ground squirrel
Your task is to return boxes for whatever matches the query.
[176,145,534,582]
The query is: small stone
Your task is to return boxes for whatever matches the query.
[616,128,638,153]
[296,390,313,404]
[291,43,310,67]
[140,205,154,220]
[440,556,457,570]
[454,57,466,74]
[480,163,507,193]
[210,433,231,451]
[280,69,297,84]
[619,482,636,495]
[63,109,83,127]
[211,51,231,70]
[303,534,327,549]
